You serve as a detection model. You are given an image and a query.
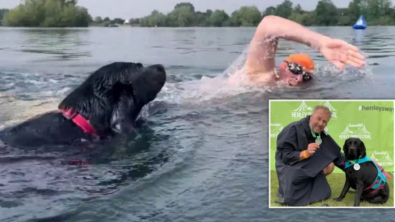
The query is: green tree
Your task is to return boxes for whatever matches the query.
[166,3,194,27]
[113,18,125,24]
[140,10,167,27]
[174,2,195,12]
[348,0,363,22]
[294,4,303,14]
[275,0,293,18]
[337,8,352,25]
[94,16,102,23]
[231,6,262,27]
[301,12,317,26]
[288,12,305,24]
[192,11,209,26]
[262,6,276,17]
[2,0,91,27]
[314,0,338,25]
[209,10,229,27]
[128,18,140,26]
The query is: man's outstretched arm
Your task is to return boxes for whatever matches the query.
[245,15,331,75]
[245,15,364,78]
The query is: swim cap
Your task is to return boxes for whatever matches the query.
[284,53,315,70]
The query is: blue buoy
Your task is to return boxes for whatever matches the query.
[353,15,367,29]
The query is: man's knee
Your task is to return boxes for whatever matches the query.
[323,162,335,176]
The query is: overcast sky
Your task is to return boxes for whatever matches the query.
[1,0,395,19]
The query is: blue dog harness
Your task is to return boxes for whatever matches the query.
[344,156,387,193]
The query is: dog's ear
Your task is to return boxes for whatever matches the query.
[359,139,366,158]
[343,138,349,153]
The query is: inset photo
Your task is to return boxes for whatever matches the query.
[269,100,394,208]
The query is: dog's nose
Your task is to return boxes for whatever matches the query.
[154,64,165,73]
[150,64,166,85]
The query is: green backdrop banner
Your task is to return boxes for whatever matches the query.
[269,100,394,173]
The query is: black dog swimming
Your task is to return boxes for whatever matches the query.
[0,62,166,148]
[334,137,391,206]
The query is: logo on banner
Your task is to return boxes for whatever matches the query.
[270,123,284,138]
[292,101,312,119]
[358,105,394,112]
[370,151,393,166]
[339,123,371,140]
[319,101,338,118]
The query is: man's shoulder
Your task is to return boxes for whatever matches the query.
[279,119,302,135]
[284,118,304,128]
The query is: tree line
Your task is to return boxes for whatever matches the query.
[134,0,395,27]
[1,0,395,27]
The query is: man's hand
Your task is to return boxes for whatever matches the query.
[306,143,320,156]
[318,37,365,71]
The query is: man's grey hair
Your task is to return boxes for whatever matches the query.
[312,105,332,119]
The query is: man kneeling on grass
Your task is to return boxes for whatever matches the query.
[274,105,346,206]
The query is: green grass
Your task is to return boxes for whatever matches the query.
[270,170,394,207]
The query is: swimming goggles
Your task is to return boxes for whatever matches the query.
[284,61,313,81]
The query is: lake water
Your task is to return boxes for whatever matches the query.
[0,26,395,222]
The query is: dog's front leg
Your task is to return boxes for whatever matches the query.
[353,181,364,207]
[334,175,351,202]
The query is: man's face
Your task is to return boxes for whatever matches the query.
[278,62,314,87]
[279,68,304,86]
[309,109,330,133]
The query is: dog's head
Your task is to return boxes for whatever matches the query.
[130,64,167,105]
[58,62,166,134]
[343,137,366,160]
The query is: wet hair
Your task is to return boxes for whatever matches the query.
[312,105,332,119]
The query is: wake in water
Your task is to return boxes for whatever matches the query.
[0,36,374,130]
[0,53,372,129]
[158,43,373,107]
[158,45,273,106]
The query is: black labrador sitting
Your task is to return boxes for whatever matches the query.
[0,62,166,148]
[334,137,390,206]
